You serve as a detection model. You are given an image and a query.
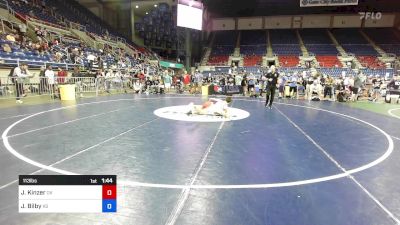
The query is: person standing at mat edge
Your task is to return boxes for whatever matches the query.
[13,63,33,104]
[265,65,279,109]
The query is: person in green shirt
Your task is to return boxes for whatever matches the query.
[163,70,172,93]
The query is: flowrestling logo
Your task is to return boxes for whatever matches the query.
[300,0,358,7]
[359,12,383,20]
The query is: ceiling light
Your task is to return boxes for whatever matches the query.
[135,5,139,9]
[146,12,148,15]
[154,4,158,7]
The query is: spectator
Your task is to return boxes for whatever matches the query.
[38,66,48,94]
[71,67,82,77]
[133,79,142,94]
[241,74,248,96]
[57,67,67,84]
[247,73,256,97]
[288,74,298,99]
[18,23,27,36]
[324,75,334,100]
[183,71,191,92]
[45,65,57,98]
[87,53,96,70]
[371,75,383,102]
[2,43,12,53]
[351,73,363,101]
[6,33,16,42]
[13,63,33,103]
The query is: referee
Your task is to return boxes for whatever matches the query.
[265,65,279,109]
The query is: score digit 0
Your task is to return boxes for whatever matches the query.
[102,185,116,199]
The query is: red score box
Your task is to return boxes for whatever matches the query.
[102,185,117,199]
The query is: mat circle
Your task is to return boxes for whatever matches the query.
[1,97,394,189]
[153,105,250,122]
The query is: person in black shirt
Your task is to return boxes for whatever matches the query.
[145,77,153,94]
[387,75,400,90]
[371,75,383,102]
[387,75,400,95]
[241,74,248,96]
[265,65,279,109]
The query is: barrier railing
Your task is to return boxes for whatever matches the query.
[0,58,82,70]
[0,75,144,100]
[69,21,86,32]
[95,76,137,95]
[0,76,98,100]
[0,76,57,99]
[26,16,67,31]
[0,16,20,33]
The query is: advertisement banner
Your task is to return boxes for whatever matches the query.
[300,0,358,7]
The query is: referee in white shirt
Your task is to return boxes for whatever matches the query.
[13,63,32,103]
[45,65,57,98]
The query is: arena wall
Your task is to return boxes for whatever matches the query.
[237,17,263,30]
[211,18,236,30]
[211,13,399,31]
[332,15,362,27]
[364,13,396,27]
[301,15,331,28]
[264,16,292,29]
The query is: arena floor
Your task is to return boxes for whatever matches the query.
[0,94,400,225]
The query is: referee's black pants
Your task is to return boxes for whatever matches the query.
[15,81,24,100]
[265,85,276,107]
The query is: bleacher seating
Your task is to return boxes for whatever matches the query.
[211,45,235,56]
[0,46,75,69]
[214,31,238,46]
[341,44,378,56]
[357,56,385,69]
[270,30,298,44]
[364,28,400,44]
[272,44,301,55]
[134,3,178,48]
[317,68,356,77]
[278,56,299,67]
[270,30,301,55]
[300,29,332,44]
[202,67,394,79]
[299,29,339,59]
[306,44,338,55]
[0,0,156,70]
[7,0,62,26]
[243,55,262,66]
[240,45,266,56]
[364,28,400,56]
[215,67,230,73]
[47,0,123,36]
[332,29,368,44]
[208,55,229,66]
[240,30,266,57]
[316,56,341,68]
[331,29,378,56]
[360,68,395,77]
[242,66,262,75]
[278,67,308,75]
[241,30,266,45]
[208,31,237,65]
[378,44,400,56]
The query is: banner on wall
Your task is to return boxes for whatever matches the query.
[300,0,358,7]
[159,61,184,69]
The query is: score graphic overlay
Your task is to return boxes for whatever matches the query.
[19,175,117,213]
[177,0,203,30]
